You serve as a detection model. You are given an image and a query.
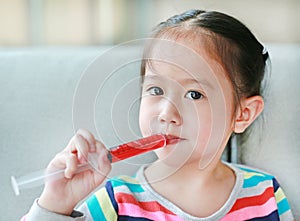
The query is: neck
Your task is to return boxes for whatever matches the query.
[145,159,232,187]
[144,159,236,218]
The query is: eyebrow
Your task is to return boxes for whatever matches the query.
[143,74,213,89]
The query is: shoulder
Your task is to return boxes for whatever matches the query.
[228,163,294,220]
[233,164,276,187]
[232,164,282,197]
[229,163,278,202]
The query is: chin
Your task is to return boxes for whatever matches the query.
[155,147,195,168]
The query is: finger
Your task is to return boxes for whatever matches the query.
[65,135,78,153]
[65,154,79,179]
[95,140,107,154]
[46,152,73,181]
[76,129,96,152]
[92,142,112,184]
[48,152,68,171]
[96,141,111,171]
[73,134,90,163]
[95,141,110,162]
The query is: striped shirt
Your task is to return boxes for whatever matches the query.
[78,164,294,220]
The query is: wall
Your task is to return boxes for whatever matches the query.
[0,0,299,46]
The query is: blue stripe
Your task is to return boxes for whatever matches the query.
[118,215,153,221]
[272,178,280,192]
[238,166,274,188]
[111,178,144,193]
[86,194,107,221]
[243,175,272,188]
[106,181,118,213]
[246,210,279,221]
[122,183,144,193]
[277,198,291,215]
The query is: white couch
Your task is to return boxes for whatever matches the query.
[1,44,299,220]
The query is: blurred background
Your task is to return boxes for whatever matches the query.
[0,0,299,47]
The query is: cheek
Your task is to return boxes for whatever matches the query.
[194,115,212,153]
[187,104,212,138]
[178,104,212,160]
[139,98,154,136]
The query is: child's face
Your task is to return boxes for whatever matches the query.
[139,39,236,168]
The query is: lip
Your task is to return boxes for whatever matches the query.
[164,134,185,145]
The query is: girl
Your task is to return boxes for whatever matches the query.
[23,9,294,220]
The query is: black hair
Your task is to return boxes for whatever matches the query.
[141,9,269,112]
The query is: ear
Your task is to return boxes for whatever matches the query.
[234,95,264,133]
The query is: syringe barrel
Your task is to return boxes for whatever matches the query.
[107,134,166,163]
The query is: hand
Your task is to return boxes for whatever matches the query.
[38,129,112,215]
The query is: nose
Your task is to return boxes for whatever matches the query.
[158,99,182,126]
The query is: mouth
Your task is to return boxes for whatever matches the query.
[164,134,185,145]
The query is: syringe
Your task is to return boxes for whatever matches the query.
[11,134,168,196]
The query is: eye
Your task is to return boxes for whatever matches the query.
[185,90,204,100]
[147,86,164,96]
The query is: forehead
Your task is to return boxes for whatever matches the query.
[144,41,228,88]
[145,35,228,76]
[145,60,207,84]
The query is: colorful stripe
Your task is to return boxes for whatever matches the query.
[242,171,273,188]
[20,165,294,221]
[277,198,291,215]
[247,210,280,221]
[95,188,117,220]
[229,187,275,212]
[106,181,119,213]
[111,178,145,193]
[222,197,277,221]
[118,215,154,221]
[86,194,107,221]
[115,192,174,215]
[82,164,294,221]
[118,203,183,221]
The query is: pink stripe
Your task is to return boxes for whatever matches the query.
[221,197,277,221]
[20,215,27,221]
[118,203,184,221]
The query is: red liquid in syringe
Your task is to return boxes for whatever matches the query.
[108,134,175,163]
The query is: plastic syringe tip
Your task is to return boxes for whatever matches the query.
[11,176,20,196]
